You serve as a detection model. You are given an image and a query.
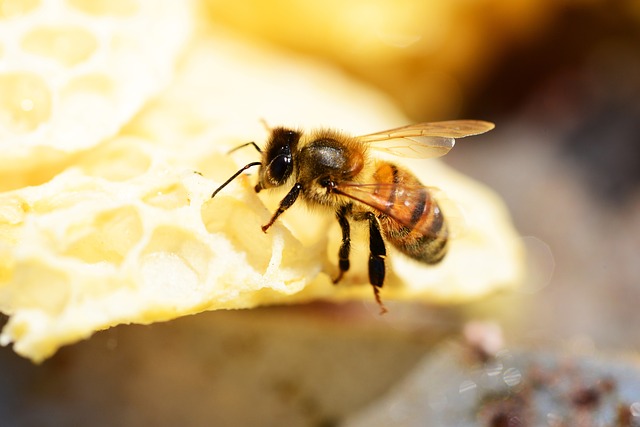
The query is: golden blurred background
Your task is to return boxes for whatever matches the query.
[205,0,639,123]
[203,0,559,120]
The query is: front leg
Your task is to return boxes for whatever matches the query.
[261,183,302,233]
[333,204,352,284]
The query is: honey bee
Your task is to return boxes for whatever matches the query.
[211,120,494,313]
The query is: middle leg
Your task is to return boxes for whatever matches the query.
[333,204,352,284]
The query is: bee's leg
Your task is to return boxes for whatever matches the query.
[365,212,388,314]
[333,204,352,284]
[261,183,302,233]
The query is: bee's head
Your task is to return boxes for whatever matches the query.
[256,127,301,192]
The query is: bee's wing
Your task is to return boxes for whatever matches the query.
[357,120,495,158]
[334,182,451,238]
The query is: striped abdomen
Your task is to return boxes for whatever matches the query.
[372,162,448,264]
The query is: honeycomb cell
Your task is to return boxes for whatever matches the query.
[67,0,138,16]
[0,72,52,133]
[0,0,40,19]
[0,196,27,225]
[140,226,212,285]
[202,197,274,273]
[64,206,144,265]
[31,184,105,214]
[77,137,152,181]
[7,261,71,315]
[22,26,98,68]
[63,74,114,97]
[142,183,190,210]
[0,197,27,247]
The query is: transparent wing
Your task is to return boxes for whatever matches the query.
[357,120,495,158]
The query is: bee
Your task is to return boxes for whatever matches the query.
[211,120,494,313]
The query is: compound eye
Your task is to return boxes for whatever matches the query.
[267,154,292,185]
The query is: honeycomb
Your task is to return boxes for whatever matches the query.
[0,0,192,190]
[0,6,523,362]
